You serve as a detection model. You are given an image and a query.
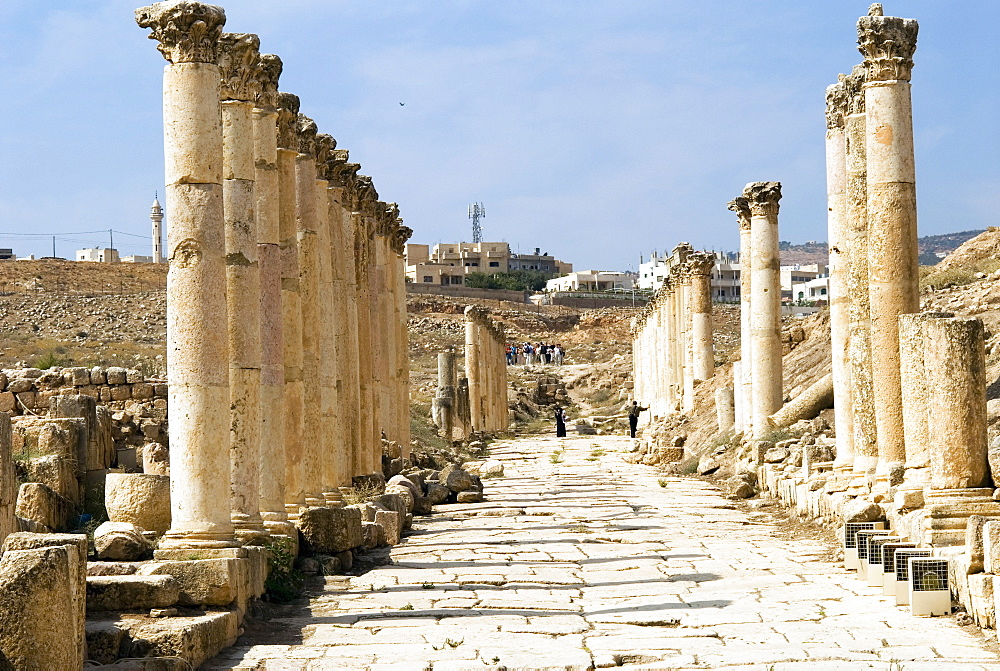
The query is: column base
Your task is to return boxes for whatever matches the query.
[923,488,1000,547]
[156,530,239,553]
[284,500,306,521]
[323,491,344,508]
[304,494,326,508]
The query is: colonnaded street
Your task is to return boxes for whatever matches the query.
[207,435,1000,670]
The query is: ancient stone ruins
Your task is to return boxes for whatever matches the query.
[631,3,1000,634]
[0,2,505,667]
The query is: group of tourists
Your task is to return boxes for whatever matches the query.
[506,342,565,366]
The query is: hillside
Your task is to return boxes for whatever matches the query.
[777,230,984,268]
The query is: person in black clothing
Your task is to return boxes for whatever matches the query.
[554,407,567,437]
[627,401,647,438]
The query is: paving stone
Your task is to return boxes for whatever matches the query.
[204,435,1000,669]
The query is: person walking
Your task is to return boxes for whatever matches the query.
[627,400,647,439]
[554,407,567,438]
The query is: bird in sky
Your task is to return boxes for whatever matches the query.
[399,102,405,106]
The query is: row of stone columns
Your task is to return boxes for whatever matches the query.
[464,307,509,435]
[136,0,412,552]
[631,247,716,424]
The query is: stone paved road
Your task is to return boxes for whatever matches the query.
[208,435,1000,670]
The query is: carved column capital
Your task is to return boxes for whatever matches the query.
[218,33,261,102]
[727,197,751,232]
[742,182,782,218]
[136,1,226,64]
[825,77,847,131]
[275,92,300,150]
[687,252,716,277]
[857,5,918,82]
[314,133,335,174]
[393,224,413,255]
[255,54,282,110]
[296,114,317,156]
[844,63,867,116]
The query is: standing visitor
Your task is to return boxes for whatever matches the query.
[554,407,567,437]
[627,401,647,439]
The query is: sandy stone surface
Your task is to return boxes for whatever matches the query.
[207,435,1000,670]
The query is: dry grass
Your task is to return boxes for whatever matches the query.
[921,258,1000,290]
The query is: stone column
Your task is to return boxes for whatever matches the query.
[314,133,342,507]
[136,1,237,550]
[253,54,290,535]
[434,349,457,441]
[716,387,735,435]
[355,182,380,476]
[858,5,919,491]
[681,267,695,412]
[393,223,413,452]
[219,32,266,542]
[295,115,325,506]
[276,92,305,517]
[843,65,878,487]
[732,361,744,432]
[329,152,363,482]
[729,197,753,435]
[825,77,856,489]
[688,252,715,383]
[743,182,783,438]
[898,312,951,492]
[664,281,677,409]
[465,308,482,434]
[922,316,1000,545]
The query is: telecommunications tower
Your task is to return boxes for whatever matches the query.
[468,202,485,243]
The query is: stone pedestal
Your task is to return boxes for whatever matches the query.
[715,387,735,435]
[434,350,457,441]
[137,0,237,550]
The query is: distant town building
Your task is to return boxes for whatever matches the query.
[638,249,828,303]
[0,249,13,261]
[545,270,634,292]
[791,276,830,303]
[405,241,572,286]
[122,255,154,263]
[76,248,120,263]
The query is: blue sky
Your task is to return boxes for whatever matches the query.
[1,1,997,271]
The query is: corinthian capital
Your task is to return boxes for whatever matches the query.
[256,54,282,110]
[742,182,782,217]
[218,33,261,102]
[857,5,918,82]
[687,252,716,276]
[296,114,317,156]
[843,63,866,116]
[275,92,299,150]
[825,77,847,131]
[136,1,226,64]
[394,224,413,255]
[727,197,751,232]
[314,133,335,175]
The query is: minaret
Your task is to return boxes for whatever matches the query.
[150,194,164,263]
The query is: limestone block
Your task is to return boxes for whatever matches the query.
[105,472,171,534]
[696,454,720,475]
[132,382,155,400]
[373,493,408,521]
[375,509,401,545]
[15,482,74,532]
[110,385,132,401]
[126,369,143,384]
[86,574,180,611]
[763,447,789,464]
[129,611,239,669]
[984,521,1000,575]
[970,573,996,628]
[142,442,170,476]
[427,482,451,506]
[89,367,107,385]
[841,498,883,523]
[479,459,505,478]
[440,464,475,492]
[346,502,376,522]
[965,515,1000,574]
[106,367,128,384]
[413,495,433,515]
[94,521,152,561]
[139,559,240,607]
[387,474,420,500]
[6,379,33,394]
[0,392,14,413]
[386,484,415,514]
[0,545,84,670]
[296,506,363,555]
[361,521,386,550]
[87,562,139,577]
[457,490,484,503]
[23,454,80,504]
[63,367,91,386]
[85,621,126,665]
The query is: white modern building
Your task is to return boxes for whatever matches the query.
[76,248,120,263]
[791,276,830,303]
[545,270,633,292]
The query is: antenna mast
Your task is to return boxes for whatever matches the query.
[468,202,485,243]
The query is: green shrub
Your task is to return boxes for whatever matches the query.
[263,537,304,603]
